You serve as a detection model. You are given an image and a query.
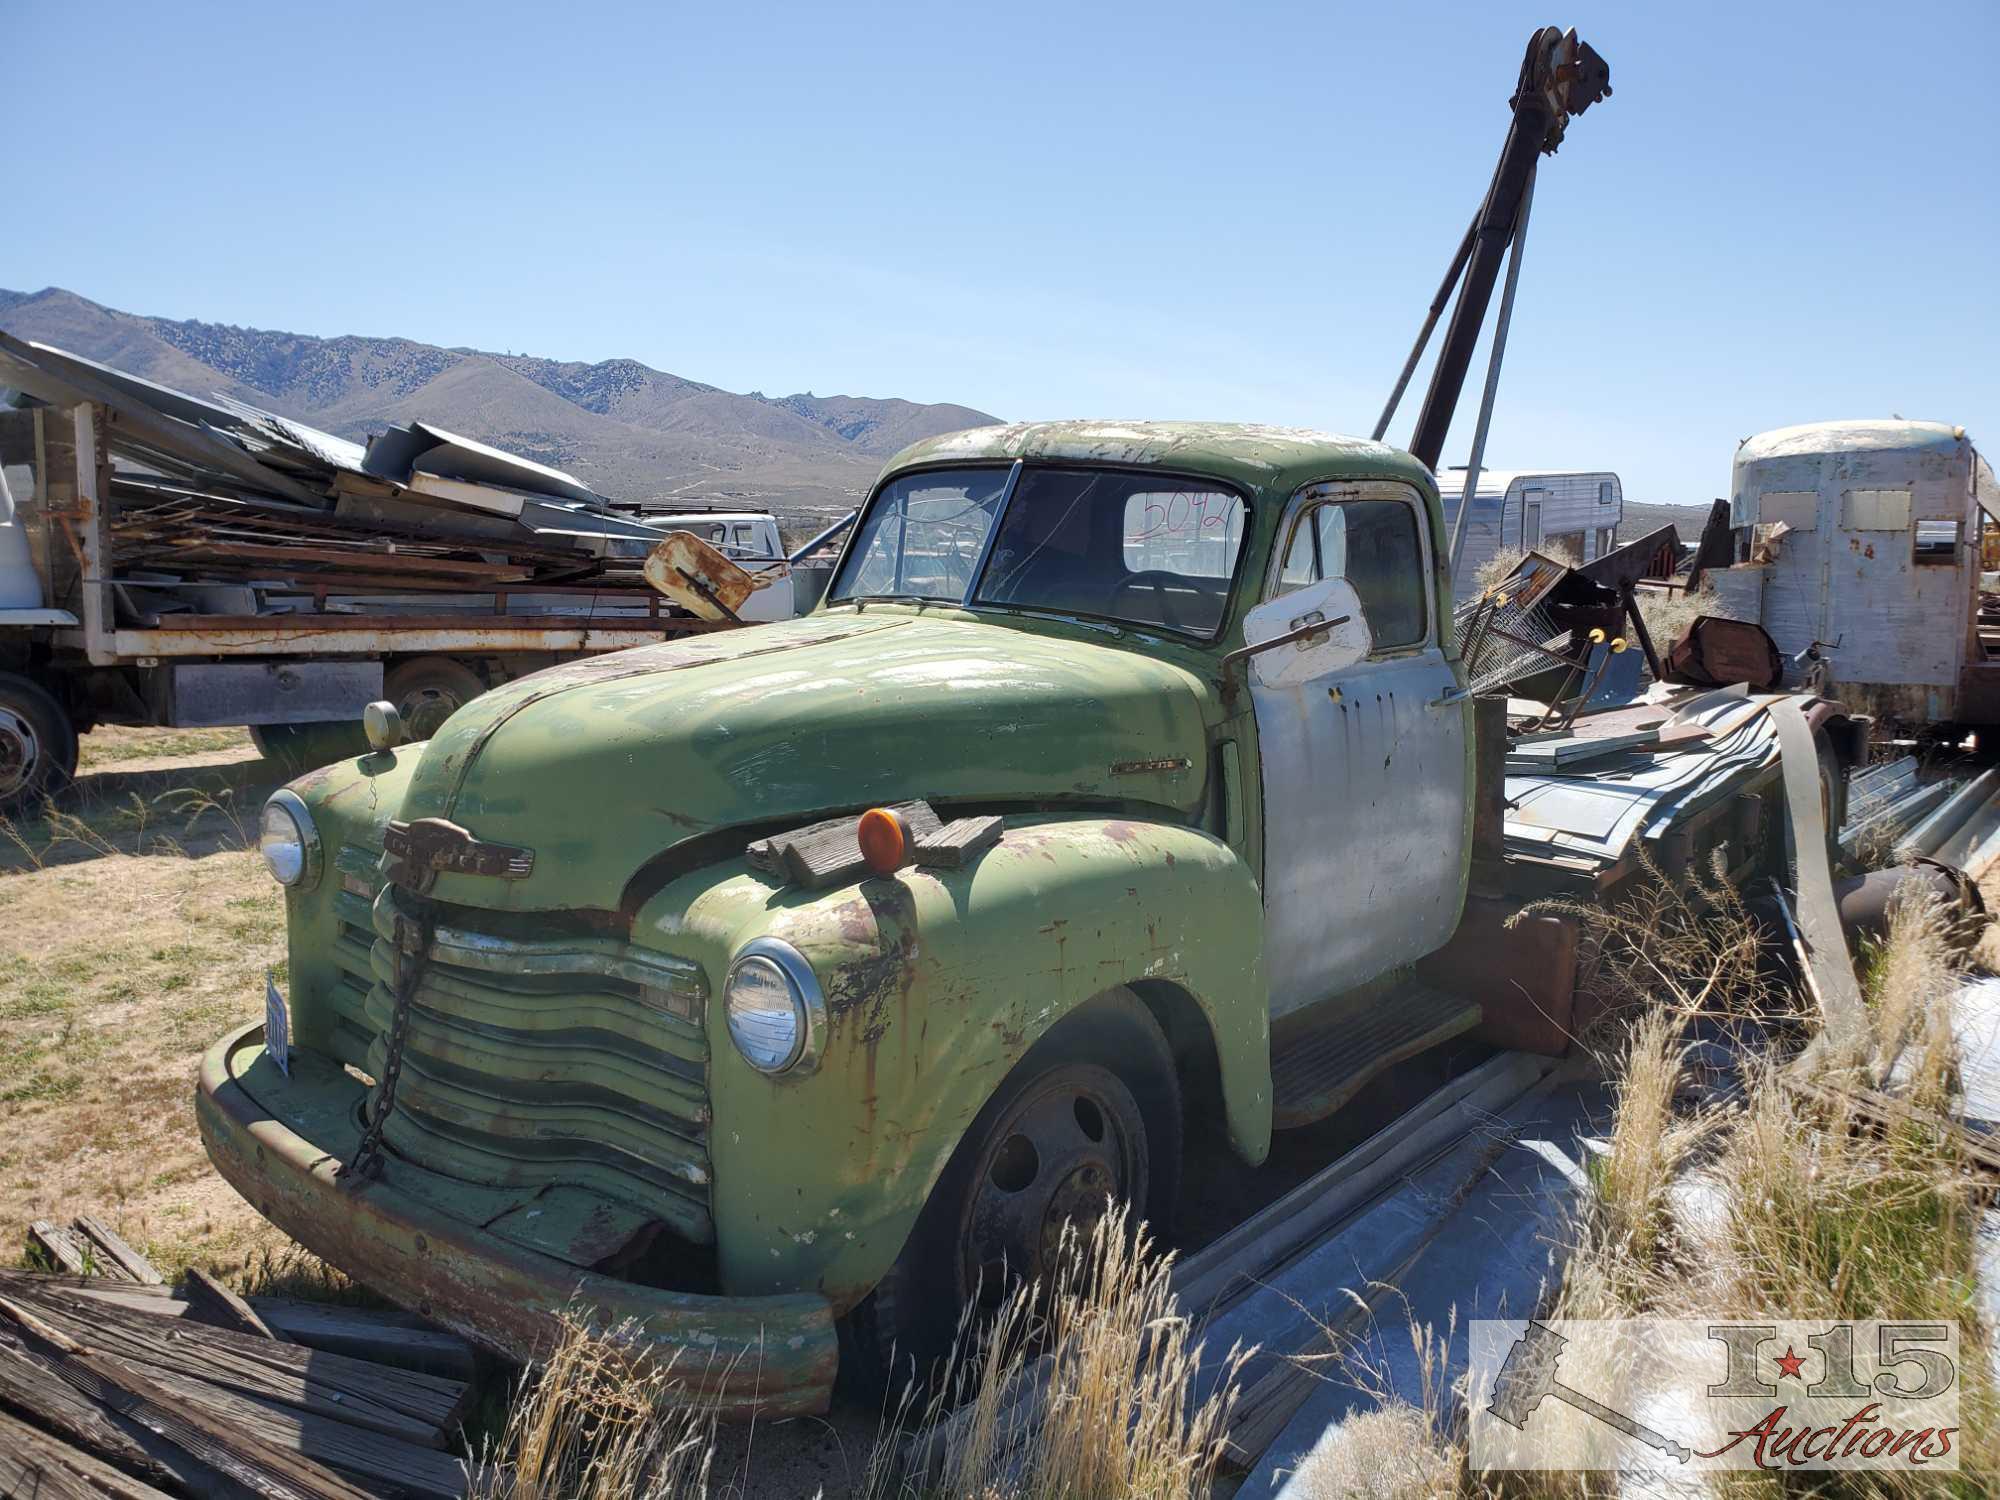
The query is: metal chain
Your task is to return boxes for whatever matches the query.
[342,902,434,1181]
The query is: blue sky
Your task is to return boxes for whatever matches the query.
[6,1,1995,506]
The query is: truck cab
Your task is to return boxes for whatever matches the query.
[196,421,1495,1411]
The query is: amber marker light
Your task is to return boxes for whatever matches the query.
[857,807,908,875]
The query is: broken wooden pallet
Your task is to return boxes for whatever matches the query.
[0,1260,477,1499]
[2,1272,477,1381]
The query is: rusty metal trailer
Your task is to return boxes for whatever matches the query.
[1707,419,2000,732]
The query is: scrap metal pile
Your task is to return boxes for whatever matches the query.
[0,334,680,624]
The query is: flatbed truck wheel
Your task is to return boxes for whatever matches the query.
[838,989,1182,1397]
[385,657,486,742]
[0,672,77,815]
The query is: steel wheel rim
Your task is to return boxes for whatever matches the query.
[397,685,467,741]
[957,1064,1147,1308]
[0,707,41,800]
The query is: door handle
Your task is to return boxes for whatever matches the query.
[1428,685,1472,710]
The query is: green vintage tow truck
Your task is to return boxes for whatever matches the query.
[197,27,1844,1415]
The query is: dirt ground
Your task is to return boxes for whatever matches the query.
[0,727,305,1281]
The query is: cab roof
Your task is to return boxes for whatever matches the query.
[881,420,1438,499]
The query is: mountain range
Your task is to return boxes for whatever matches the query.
[0,287,1000,528]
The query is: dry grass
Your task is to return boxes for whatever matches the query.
[1552,885,1999,1492]
[1300,872,2000,1496]
[1283,1400,1460,1499]
[1632,580,1712,654]
[0,726,294,1284]
[1472,546,1527,597]
[75,724,254,772]
[1524,850,1795,1046]
[474,1210,1244,1500]
[467,1311,719,1500]
[868,1207,1246,1500]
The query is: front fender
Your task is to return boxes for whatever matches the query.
[633,815,1269,1307]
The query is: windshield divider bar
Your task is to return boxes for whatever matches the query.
[961,458,1024,606]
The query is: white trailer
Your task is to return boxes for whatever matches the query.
[1708,419,2000,729]
[1435,466,1623,600]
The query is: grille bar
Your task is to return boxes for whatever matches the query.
[355,886,717,1244]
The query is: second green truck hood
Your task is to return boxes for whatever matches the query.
[398,612,1214,913]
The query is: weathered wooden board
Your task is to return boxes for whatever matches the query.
[27,1221,92,1277]
[912,814,1004,868]
[70,1217,163,1285]
[0,1406,178,1500]
[0,1273,477,1381]
[0,1295,382,1500]
[186,1266,280,1340]
[0,1326,174,1484]
[3,1280,467,1440]
[748,799,943,887]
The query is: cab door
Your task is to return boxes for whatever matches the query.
[1251,481,1469,1018]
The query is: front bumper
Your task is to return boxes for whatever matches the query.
[195,1020,839,1417]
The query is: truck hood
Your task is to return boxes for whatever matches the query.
[396,612,1214,913]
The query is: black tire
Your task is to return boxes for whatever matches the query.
[384,657,486,742]
[838,989,1181,1398]
[249,720,371,774]
[0,672,77,815]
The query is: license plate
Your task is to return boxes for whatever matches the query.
[265,973,291,1077]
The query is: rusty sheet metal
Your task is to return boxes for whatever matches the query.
[196,1021,838,1417]
[643,531,757,621]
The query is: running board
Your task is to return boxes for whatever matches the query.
[1270,985,1484,1130]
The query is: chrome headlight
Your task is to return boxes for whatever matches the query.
[724,938,826,1074]
[258,790,321,889]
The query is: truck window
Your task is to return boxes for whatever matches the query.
[1915,518,1961,564]
[1276,498,1426,649]
[831,467,1012,602]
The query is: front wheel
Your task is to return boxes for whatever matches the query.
[0,672,76,815]
[838,990,1181,1396]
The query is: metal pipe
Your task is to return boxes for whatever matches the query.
[1446,162,1536,581]
[1372,218,1477,443]
[787,510,858,565]
[1899,765,2000,860]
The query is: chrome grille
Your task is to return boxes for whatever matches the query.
[363,891,715,1245]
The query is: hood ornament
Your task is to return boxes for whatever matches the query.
[382,817,535,894]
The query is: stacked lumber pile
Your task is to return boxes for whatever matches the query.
[2,1220,479,1500]
[0,333,698,624]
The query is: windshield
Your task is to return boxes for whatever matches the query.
[830,464,1249,637]
[830,467,1011,603]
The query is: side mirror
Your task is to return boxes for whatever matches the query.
[1237,577,1373,689]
